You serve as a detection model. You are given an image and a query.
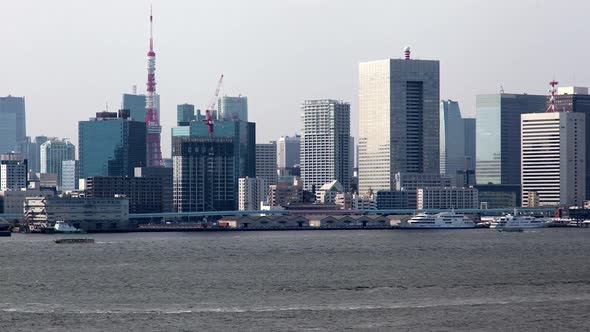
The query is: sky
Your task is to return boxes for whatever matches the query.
[1,0,590,157]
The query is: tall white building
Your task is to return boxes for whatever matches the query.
[521,112,585,207]
[358,49,440,193]
[277,135,300,169]
[238,177,267,211]
[218,95,248,122]
[300,100,351,191]
[256,142,277,186]
[40,139,75,188]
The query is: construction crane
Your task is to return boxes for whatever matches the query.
[204,74,224,137]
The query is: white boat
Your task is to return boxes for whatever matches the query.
[401,211,475,229]
[51,221,86,234]
[490,214,549,229]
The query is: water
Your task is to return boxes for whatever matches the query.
[1,229,589,331]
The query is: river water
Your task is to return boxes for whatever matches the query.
[1,229,589,331]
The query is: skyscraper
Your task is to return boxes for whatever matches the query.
[440,100,475,184]
[476,93,546,185]
[553,86,590,199]
[172,136,236,212]
[277,135,300,169]
[121,92,160,123]
[79,111,146,178]
[0,153,27,191]
[40,139,76,187]
[256,142,277,186]
[177,103,196,126]
[300,99,351,191]
[358,48,440,193]
[0,96,26,155]
[521,112,585,207]
[61,160,79,191]
[218,95,248,122]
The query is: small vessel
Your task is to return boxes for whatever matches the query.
[401,211,475,229]
[490,212,549,230]
[54,238,94,244]
[497,228,524,233]
[47,221,86,234]
[0,222,11,237]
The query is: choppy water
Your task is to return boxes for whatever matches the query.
[1,229,589,331]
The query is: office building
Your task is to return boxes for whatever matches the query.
[256,142,277,186]
[85,176,165,213]
[417,187,479,209]
[172,119,256,179]
[394,172,452,191]
[177,103,196,126]
[238,177,267,211]
[552,87,590,199]
[40,139,75,188]
[301,99,351,191]
[277,135,300,169]
[172,136,236,212]
[20,136,48,173]
[521,112,585,207]
[61,160,79,191]
[122,93,147,122]
[0,96,26,155]
[1,153,27,191]
[440,100,476,184]
[135,166,173,212]
[375,190,417,210]
[24,196,131,231]
[476,93,546,185]
[79,110,147,178]
[359,50,440,192]
[475,184,520,209]
[218,95,248,121]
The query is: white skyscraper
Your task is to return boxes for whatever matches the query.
[358,49,440,193]
[521,112,585,207]
[300,100,351,192]
[61,160,79,192]
[238,177,267,211]
[218,95,248,122]
[277,135,301,169]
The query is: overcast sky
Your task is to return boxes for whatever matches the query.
[1,0,589,157]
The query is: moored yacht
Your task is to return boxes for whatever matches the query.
[490,213,549,229]
[401,211,475,229]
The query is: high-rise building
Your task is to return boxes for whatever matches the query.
[0,96,26,155]
[79,111,147,178]
[135,166,173,212]
[0,153,27,191]
[172,136,236,212]
[172,119,256,179]
[20,136,48,173]
[238,177,267,211]
[277,135,300,169]
[218,95,248,122]
[256,142,277,186]
[301,100,351,191]
[440,100,475,185]
[552,87,590,199]
[61,160,79,192]
[177,103,196,126]
[475,93,546,185]
[521,112,585,207]
[40,139,76,188]
[122,93,144,122]
[358,49,440,193]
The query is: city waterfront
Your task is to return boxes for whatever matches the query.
[1,229,589,331]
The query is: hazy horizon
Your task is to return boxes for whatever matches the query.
[2,0,589,157]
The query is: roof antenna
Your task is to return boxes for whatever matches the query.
[500,85,504,94]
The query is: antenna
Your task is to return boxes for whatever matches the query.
[546,80,559,112]
[500,85,504,94]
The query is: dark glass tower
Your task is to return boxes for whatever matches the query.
[79,112,147,178]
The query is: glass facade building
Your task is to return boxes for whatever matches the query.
[277,135,300,169]
[218,96,248,122]
[177,103,196,126]
[358,58,440,193]
[40,139,76,188]
[0,96,26,155]
[475,94,546,185]
[79,112,147,178]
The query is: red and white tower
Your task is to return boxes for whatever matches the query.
[145,6,163,166]
[546,80,559,113]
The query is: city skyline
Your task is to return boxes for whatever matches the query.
[2,0,590,157]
